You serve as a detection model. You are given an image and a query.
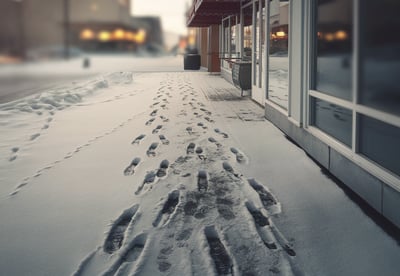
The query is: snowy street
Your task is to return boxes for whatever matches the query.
[0,56,399,276]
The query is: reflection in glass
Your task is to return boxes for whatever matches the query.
[222,19,230,68]
[359,115,400,176]
[255,2,260,86]
[311,97,352,147]
[261,6,266,88]
[315,0,352,100]
[231,17,238,58]
[268,0,289,109]
[359,0,400,116]
[243,5,253,61]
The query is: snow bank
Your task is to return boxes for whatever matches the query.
[0,72,132,114]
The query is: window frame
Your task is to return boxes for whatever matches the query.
[305,0,400,189]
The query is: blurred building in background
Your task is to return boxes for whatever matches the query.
[0,0,66,60]
[70,0,145,53]
[0,0,165,61]
[131,16,164,53]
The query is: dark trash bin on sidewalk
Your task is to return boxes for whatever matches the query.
[232,61,251,96]
[184,47,201,70]
[184,54,201,70]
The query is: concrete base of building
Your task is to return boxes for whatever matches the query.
[265,101,400,229]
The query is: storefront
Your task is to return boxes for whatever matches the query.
[212,0,289,107]
[187,0,400,228]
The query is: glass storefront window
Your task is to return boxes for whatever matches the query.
[359,115,400,176]
[222,19,230,68]
[222,16,239,69]
[314,0,353,101]
[230,17,238,58]
[311,97,353,147]
[255,1,260,85]
[268,0,289,109]
[359,0,400,116]
[243,5,253,61]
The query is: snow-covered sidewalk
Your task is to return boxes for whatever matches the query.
[0,65,399,276]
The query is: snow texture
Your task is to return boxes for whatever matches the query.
[0,56,399,276]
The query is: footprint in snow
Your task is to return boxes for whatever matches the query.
[197,170,208,192]
[159,134,170,145]
[152,125,163,134]
[197,122,207,129]
[214,128,229,138]
[103,205,139,254]
[153,190,180,227]
[186,143,195,154]
[102,233,147,276]
[145,118,155,126]
[222,161,241,178]
[160,115,169,122]
[30,133,40,141]
[186,127,193,135]
[156,159,170,178]
[248,179,278,210]
[204,226,234,275]
[135,171,157,195]
[195,147,206,160]
[245,201,276,250]
[150,109,158,116]
[132,134,146,144]
[124,157,141,176]
[205,117,215,123]
[146,142,159,157]
[208,137,222,147]
[230,147,246,163]
[200,108,212,116]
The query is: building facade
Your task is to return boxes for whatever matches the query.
[0,0,149,58]
[187,0,400,228]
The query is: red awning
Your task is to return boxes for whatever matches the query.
[187,0,245,27]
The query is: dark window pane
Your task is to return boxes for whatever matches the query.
[268,0,289,109]
[359,0,400,116]
[311,97,352,147]
[243,5,253,60]
[315,0,353,100]
[359,116,400,177]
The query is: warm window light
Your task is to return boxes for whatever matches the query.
[90,3,98,12]
[276,31,286,37]
[324,33,335,41]
[113,29,125,40]
[188,35,195,46]
[98,31,111,42]
[80,29,95,40]
[335,30,348,40]
[134,29,146,44]
[125,31,135,40]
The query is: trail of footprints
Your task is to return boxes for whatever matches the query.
[10,115,138,197]
[75,77,299,275]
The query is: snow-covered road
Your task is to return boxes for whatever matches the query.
[0,56,399,276]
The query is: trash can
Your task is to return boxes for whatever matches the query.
[232,61,251,95]
[184,54,201,70]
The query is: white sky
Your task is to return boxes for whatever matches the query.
[131,0,191,35]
